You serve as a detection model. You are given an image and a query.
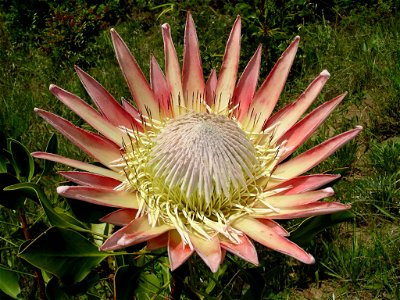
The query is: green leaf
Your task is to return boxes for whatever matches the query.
[4,182,87,231]
[372,204,398,220]
[19,227,108,284]
[0,132,8,173]
[0,266,21,299]
[0,173,25,209]
[0,153,8,173]
[7,139,34,181]
[135,272,163,299]
[205,263,228,294]
[42,134,58,175]
[290,211,354,246]
[114,265,141,300]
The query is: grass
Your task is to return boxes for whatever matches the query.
[1,3,400,299]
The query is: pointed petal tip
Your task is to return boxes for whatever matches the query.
[320,69,330,77]
[322,187,335,195]
[31,151,43,158]
[110,28,120,40]
[56,186,69,194]
[99,244,110,251]
[304,254,316,264]
[355,125,363,130]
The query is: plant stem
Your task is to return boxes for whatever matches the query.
[17,208,47,300]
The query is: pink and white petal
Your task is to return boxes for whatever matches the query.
[57,186,139,209]
[100,208,137,226]
[168,230,194,270]
[74,66,140,129]
[233,45,262,120]
[162,23,185,116]
[190,233,222,273]
[121,98,142,121]
[273,126,362,180]
[100,216,172,251]
[220,234,259,265]
[277,93,346,161]
[182,12,206,112]
[266,70,331,142]
[272,174,341,195]
[59,171,121,189]
[35,109,122,167]
[256,219,289,236]
[214,16,241,113]
[147,233,169,250]
[206,69,217,107]
[110,29,160,119]
[259,202,351,219]
[31,152,124,181]
[233,216,315,264]
[263,188,334,208]
[49,85,126,145]
[150,56,171,116]
[242,36,300,132]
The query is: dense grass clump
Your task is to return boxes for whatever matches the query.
[0,1,399,299]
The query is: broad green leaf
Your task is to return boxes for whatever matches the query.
[135,272,163,299]
[8,139,34,181]
[0,173,25,209]
[4,182,87,231]
[42,134,58,175]
[0,266,21,299]
[114,265,141,300]
[290,211,354,246]
[19,227,108,284]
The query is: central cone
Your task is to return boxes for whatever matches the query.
[150,113,257,204]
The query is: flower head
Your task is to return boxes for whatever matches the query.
[33,13,362,272]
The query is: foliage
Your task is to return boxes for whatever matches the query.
[1,0,125,65]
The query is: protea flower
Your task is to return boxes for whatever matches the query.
[33,13,361,272]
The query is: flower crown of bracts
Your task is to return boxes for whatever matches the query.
[33,12,361,272]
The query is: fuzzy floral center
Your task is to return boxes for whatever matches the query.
[150,113,257,205]
[119,112,281,244]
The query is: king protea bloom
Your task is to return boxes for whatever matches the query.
[33,13,361,272]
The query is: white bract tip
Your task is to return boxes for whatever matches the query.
[320,69,331,77]
[322,187,335,194]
